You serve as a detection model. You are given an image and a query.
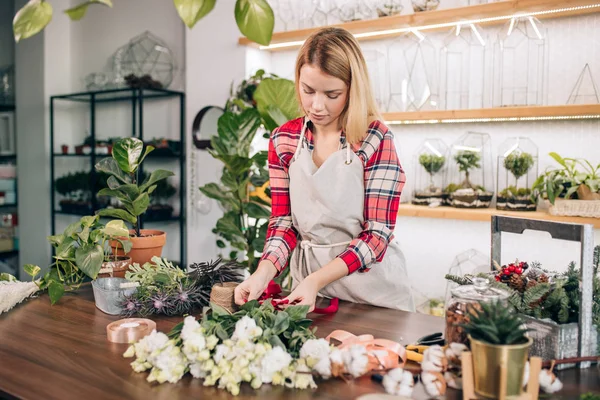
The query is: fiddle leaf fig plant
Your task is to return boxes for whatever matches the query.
[14,0,275,46]
[94,137,174,237]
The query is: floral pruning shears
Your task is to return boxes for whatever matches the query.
[405,332,445,363]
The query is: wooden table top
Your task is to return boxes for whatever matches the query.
[0,284,598,400]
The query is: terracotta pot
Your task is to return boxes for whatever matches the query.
[110,229,166,266]
[97,256,132,279]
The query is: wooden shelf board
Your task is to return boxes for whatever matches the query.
[239,0,600,49]
[397,203,600,228]
[382,104,600,123]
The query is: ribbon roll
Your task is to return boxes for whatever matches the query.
[106,318,157,344]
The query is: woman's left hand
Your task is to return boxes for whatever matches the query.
[284,275,320,312]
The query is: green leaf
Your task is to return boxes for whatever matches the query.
[55,237,76,258]
[95,158,131,184]
[262,104,289,132]
[215,214,245,242]
[285,305,310,321]
[78,226,91,243]
[80,215,98,228]
[254,78,300,129]
[210,302,231,316]
[131,193,150,216]
[115,238,133,254]
[268,334,286,350]
[75,244,104,279]
[64,220,82,238]
[549,152,567,168]
[241,299,259,311]
[139,169,174,192]
[216,239,226,248]
[103,220,129,238]
[154,272,171,284]
[216,108,262,156]
[246,202,270,219]
[97,188,131,203]
[0,272,17,282]
[565,185,579,199]
[97,208,137,224]
[215,325,229,341]
[235,0,274,46]
[47,234,64,247]
[23,264,41,278]
[173,0,216,28]
[13,0,53,42]
[112,138,144,174]
[547,179,556,205]
[48,280,65,305]
[272,311,290,334]
[64,0,112,21]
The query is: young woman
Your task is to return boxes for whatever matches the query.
[234,27,414,312]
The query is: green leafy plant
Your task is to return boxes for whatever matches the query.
[24,216,132,304]
[94,137,174,237]
[460,300,530,345]
[531,152,600,204]
[504,152,534,181]
[454,150,481,189]
[14,0,275,46]
[200,73,300,273]
[169,299,316,358]
[121,257,244,316]
[419,154,445,190]
[499,186,532,198]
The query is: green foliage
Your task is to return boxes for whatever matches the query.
[169,299,316,358]
[499,186,532,198]
[419,154,446,176]
[531,152,600,205]
[444,183,461,194]
[15,0,275,46]
[504,152,534,180]
[580,393,600,400]
[95,137,174,236]
[201,73,300,272]
[25,216,131,304]
[454,150,481,173]
[460,300,530,345]
[55,171,109,201]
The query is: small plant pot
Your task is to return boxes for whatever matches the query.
[412,191,444,206]
[110,229,166,266]
[470,335,532,399]
[448,190,494,209]
[61,145,69,154]
[496,195,537,212]
[92,277,137,315]
[98,256,132,279]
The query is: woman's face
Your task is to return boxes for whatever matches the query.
[299,64,348,131]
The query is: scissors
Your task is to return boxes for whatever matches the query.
[405,332,445,363]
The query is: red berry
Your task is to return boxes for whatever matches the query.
[495,275,501,281]
[515,267,523,275]
[508,266,516,273]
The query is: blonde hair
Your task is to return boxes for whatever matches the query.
[295,27,382,145]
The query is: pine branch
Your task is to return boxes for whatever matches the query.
[444,274,473,286]
[522,283,551,310]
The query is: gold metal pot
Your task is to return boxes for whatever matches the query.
[470,335,532,398]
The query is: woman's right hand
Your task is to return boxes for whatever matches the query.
[234,261,278,305]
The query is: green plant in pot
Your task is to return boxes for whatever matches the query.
[460,300,532,398]
[24,216,131,304]
[419,153,445,193]
[446,150,493,208]
[498,152,536,211]
[199,72,300,274]
[94,137,174,266]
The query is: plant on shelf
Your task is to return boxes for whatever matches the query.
[94,137,174,265]
[199,71,300,273]
[120,257,244,317]
[419,153,445,192]
[455,150,481,190]
[460,300,532,398]
[23,215,131,304]
[55,171,109,214]
[531,152,600,205]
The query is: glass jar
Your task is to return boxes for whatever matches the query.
[445,277,510,346]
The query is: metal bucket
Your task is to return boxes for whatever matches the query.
[91,277,136,315]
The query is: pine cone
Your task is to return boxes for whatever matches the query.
[509,274,525,292]
[526,279,538,290]
[538,274,549,283]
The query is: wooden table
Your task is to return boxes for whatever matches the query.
[0,284,598,400]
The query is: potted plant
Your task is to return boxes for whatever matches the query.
[460,300,532,398]
[497,147,537,211]
[24,216,131,304]
[412,139,448,206]
[94,137,174,265]
[55,171,110,214]
[531,152,600,217]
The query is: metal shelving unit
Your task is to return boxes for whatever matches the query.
[49,88,186,266]
[0,104,18,264]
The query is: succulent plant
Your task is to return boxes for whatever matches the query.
[460,300,530,345]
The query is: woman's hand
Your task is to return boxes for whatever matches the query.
[234,261,277,305]
[284,275,320,312]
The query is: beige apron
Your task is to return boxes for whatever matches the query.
[288,118,415,312]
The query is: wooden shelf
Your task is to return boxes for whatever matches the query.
[381,104,600,124]
[239,0,600,49]
[397,204,600,228]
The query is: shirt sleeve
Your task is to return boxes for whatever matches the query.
[337,128,406,274]
[260,128,299,273]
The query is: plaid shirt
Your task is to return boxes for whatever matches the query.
[261,117,406,275]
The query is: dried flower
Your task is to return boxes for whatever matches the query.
[421,371,447,397]
[382,368,414,397]
[539,369,563,393]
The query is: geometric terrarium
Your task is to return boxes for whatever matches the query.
[493,16,547,107]
[412,138,449,206]
[444,131,494,208]
[496,137,538,211]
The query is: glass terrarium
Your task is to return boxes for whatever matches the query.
[444,131,494,208]
[386,31,439,112]
[493,16,548,107]
[440,24,486,110]
[412,138,449,206]
[496,137,538,211]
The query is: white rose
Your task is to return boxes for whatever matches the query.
[260,346,292,383]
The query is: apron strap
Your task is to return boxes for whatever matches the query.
[299,239,352,277]
[292,116,309,162]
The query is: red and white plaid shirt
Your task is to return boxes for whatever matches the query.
[261,117,406,275]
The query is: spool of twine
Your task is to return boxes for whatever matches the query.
[210,282,239,313]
